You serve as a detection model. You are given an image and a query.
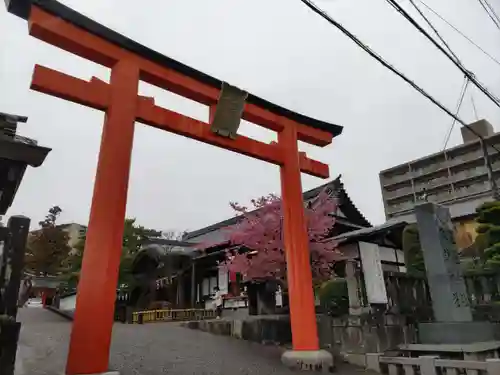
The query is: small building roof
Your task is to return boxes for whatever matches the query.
[303,174,372,228]
[332,220,408,248]
[183,175,371,246]
[0,111,28,123]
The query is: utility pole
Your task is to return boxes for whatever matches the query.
[480,139,500,200]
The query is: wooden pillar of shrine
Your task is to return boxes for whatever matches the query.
[191,262,196,308]
[65,61,139,375]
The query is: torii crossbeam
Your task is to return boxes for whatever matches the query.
[4,1,343,374]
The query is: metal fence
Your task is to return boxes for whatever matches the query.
[381,270,500,322]
[377,355,500,375]
[384,271,433,321]
[132,308,217,324]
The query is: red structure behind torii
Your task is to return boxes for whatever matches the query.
[5,1,343,374]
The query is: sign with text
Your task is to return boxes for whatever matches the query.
[359,241,388,304]
[416,202,472,322]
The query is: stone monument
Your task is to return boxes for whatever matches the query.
[415,202,500,345]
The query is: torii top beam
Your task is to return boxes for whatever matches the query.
[4,0,343,179]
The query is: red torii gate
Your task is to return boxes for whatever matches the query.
[5,1,343,374]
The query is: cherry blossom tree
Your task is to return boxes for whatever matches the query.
[220,190,341,288]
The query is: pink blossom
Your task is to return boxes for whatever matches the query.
[221,190,341,286]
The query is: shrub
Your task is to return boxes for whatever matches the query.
[318,278,349,316]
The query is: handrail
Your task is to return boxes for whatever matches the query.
[376,355,500,375]
[132,308,217,324]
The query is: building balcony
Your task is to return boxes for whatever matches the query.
[433,190,454,202]
[448,150,484,166]
[387,200,415,214]
[414,176,450,191]
[453,181,490,199]
[412,162,447,178]
[382,173,412,186]
[385,186,414,200]
[452,167,487,183]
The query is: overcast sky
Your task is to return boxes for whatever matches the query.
[1,0,499,232]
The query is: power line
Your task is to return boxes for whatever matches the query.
[416,0,500,67]
[471,94,479,121]
[299,0,499,149]
[406,0,491,152]
[442,77,469,150]
[299,0,500,199]
[484,0,500,24]
[477,0,500,30]
[385,0,500,108]
[407,0,461,63]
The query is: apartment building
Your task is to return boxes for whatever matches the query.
[379,120,500,222]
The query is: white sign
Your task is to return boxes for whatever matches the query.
[359,242,388,304]
[275,286,283,307]
[218,268,228,295]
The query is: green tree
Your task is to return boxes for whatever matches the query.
[475,201,500,268]
[62,218,163,289]
[25,206,71,276]
[60,230,85,289]
[402,223,425,274]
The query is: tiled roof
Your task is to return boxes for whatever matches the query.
[183,175,371,244]
[332,219,407,246]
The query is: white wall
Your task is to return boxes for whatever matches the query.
[337,242,359,259]
[199,272,225,301]
[338,242,406,273]
[378,245,406,272]
[59,294,77,311]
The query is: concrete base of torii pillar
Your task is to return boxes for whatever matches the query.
[281,349,334,373]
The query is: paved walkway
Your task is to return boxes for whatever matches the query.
[15,307,375,375]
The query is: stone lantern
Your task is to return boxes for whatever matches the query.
[0,112,51,375]
[0,112,51,215]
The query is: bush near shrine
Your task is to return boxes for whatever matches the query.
[475,201,500,268]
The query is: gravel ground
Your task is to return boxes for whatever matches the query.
[15,308,375,375]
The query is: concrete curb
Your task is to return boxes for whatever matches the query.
[46,306,74,321]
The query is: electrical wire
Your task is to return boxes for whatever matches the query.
[407,0,461,63]
[478,0,500,30]
[299,0,500,157]
[407,0,489,150]
[416,0,500,67]
[471,94,479,121]
[483,0,500,24]
[385,0,500,108]
[442,77,469,150]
